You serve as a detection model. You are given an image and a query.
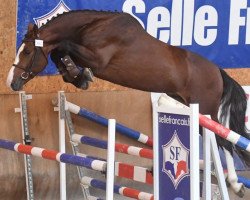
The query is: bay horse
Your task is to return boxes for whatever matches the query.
[6,10,249,196]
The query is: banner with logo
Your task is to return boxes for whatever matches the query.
[153,104,200,199]
[157,112,191,199]
[17,0,250,75]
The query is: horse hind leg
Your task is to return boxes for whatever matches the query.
[205,102,245,198]
[223,147,245,197]
[216,108,245,197]
[222,141,245,197]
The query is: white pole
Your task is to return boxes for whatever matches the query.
[153,103,159,199]
[58,91,66,200]
[190,104,200,200]
[106,119,116,200]
[203,125,211,200]
[209,129,230,200]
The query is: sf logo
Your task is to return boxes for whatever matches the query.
[170,146,181,161]
[162,131,189,188]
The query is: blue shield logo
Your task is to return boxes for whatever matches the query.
[162,130,189,189]
[34,1,70,28]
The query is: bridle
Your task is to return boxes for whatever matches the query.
[13,38,48,80]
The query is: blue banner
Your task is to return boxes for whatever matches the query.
[17,0,250,75]
[158,112,191,199]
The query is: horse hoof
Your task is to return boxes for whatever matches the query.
[83,68,94,82]
[235,184,245,198]
[80,81,89,90]
[226,177,246,197]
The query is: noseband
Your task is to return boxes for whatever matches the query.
[13,38,48,80]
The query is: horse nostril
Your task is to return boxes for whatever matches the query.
[11,83,17,91]
[11,82,21,91]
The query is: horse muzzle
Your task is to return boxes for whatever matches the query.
[10,77,25,91]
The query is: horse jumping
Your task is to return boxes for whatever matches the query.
[6,10,250,197]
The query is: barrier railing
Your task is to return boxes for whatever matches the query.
[66,101,153,147]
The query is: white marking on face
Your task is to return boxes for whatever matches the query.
[6,44,25,88]
[14,43,25,65]
[6,66,15,88]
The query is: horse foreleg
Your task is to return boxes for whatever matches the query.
[50,50,73,79]
[57,40,99,69]
[50,49,89,89]
[223,147,245,197]
[58,40,96,79]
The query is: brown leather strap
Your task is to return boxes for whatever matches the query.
[61,55,80,78]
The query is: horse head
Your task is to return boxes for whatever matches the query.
[7,23,48,91]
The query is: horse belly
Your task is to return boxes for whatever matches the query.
[185,58,223,117]
[97,59,185,93]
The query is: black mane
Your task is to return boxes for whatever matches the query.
[40,9,121,28]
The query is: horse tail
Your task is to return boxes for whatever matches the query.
[219,69,250,165]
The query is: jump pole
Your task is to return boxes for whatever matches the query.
[0,139,107,171]
[66,101,153,147]
[81,176,153,200]
[106,119,116,200]
[54,91,66,200]
[71,134,153,159]
[66,98,250,153]
[199,115,250,152]
[75,152,153,185]
[0,139,154,199]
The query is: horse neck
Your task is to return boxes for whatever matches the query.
[39,12,106,44]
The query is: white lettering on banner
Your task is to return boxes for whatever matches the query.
[171,0,183,46]
[147,7,170,43]
[182,0,195,46]
[228,0,249,45]
[122,0,145,28]
[246,8,250,44]
[123,0,219,46]
[194,6,218,46]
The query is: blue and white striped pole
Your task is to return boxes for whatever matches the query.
[66,101,153,147]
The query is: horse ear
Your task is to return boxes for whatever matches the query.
[28,23,34,33]
[33,24,39,35]
[27,23,39,36]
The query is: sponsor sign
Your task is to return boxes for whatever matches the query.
[158,112,191,199]
[17,0,250,75]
